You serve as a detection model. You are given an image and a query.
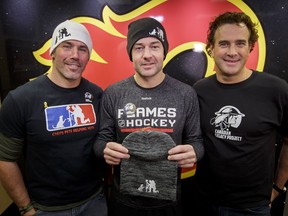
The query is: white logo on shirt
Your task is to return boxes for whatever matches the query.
[211,105,245,141]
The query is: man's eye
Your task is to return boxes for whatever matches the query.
[236,42,246,47]
[151,46,159,50]
[79,48,88,52]
[62,44,72,49]
[219,43,228,47]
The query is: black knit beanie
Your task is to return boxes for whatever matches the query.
[126,17,169,61]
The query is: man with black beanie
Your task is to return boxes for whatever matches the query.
[94,17,204,216]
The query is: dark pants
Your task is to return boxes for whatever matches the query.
[211,204,271,216]
[108,198,182,216]
[34,193,107,216]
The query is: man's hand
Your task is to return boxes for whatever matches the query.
[103,142,130,165]
[168,144,197,168]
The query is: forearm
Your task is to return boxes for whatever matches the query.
[274,138,288,186]
[0,161,31,208]
[272,137,288,200]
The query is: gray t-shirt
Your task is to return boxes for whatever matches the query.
[94,74,203,208]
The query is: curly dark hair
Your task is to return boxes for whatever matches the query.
[206,12,259,56]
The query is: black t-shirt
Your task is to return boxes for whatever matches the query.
[0,75,105,207]
[193,71,288,208]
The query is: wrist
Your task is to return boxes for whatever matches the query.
[273,183,287,194]
[19,201,34,215]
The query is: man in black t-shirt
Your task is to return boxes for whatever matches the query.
[0,20,107,216]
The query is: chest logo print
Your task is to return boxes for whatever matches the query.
[210,105,245,130]
[45,104,96,131]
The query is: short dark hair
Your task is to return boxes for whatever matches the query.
[206,12,259,56]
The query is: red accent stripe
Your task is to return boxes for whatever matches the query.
[120,128,173,133]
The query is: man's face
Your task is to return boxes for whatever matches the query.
[51,40,90,82]
[211,23,252,81]
[131,37,165,79]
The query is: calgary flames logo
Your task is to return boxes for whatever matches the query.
[33,0,265,178]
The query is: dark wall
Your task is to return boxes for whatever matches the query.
[1,0,288,98]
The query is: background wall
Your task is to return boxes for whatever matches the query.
[0,0,287,215]
[1,0,288,97]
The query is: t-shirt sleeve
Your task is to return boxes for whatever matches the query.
[94,89,117,158]
[0,93,25,161]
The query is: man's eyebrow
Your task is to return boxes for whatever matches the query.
[218,39,247,43]
[135,40,161,46]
